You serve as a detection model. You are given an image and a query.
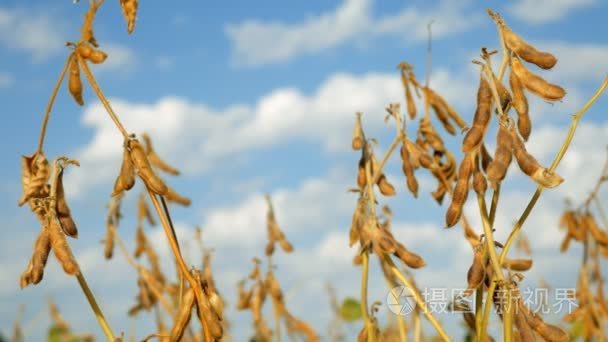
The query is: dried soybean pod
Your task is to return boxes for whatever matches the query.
[473,155,487,195]
[487,124,513,185]
[433,91,468,130]
[164,187,191,207]
[134,225,146,258]
[352,112,364,150]
[466,250,485,293]
[583,213,608,245]
[128,139,168,195]
[103,221,115,259]
[503,26,557,70]
[511,56,565,101]
[510,127,564,188]
[400,143,418,197]
[427,89,457,135]
[142,134,180,176]
[404,76,417,119]
[395,244,426,268]
[55,169,78,238]
[119,0,138,34]
[169,287,195,341]
[523,306,569,342]
[514,309,536,342]
[49,219,79,275]
[463,77,493,153]
[377,174,396,196]
[278,236,294,253]
[480,144,493,171]
[20,228,51,288]
[446,154,474,228]
[112,146,136,196]
[510,70,531,140]
[137,193,156,226]
[357,155,366,188]
[503,258,533,271]
[68,57,83,106]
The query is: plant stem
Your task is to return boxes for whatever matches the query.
[385,256,451,342]
[499,76,608,265]
[77,54,129,140]
[146,189,212,342]
[360,251,375,342]
[502,294,513,342]
[477,195,504,281]
[76,272,115,341]
[488,185,500,225]
[37,54,72,154]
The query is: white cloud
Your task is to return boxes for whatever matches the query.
[225,0,480,67]
[66,66,477,196]
[508,0,598,24]
[0,7,65,61]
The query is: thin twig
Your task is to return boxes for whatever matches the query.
[36,54,73,154]
[76,273,115,341]
[385,256,451,342]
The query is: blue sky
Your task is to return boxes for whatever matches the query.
[1,0,608,340]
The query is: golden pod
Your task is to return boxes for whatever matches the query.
[88,49,108,64]
[503,258,533,271]
[103,222,115,259]
[466,251,485,292]
[169,287,195,341]
[400,144,418,197]
[462,77,493,153]
[120,0,139,34]
[164,187,191,207]
[128,139,168,195]
[514,308,536,342]
[20,228,51,288]
[56,169,78,238]
[68,57,84,106]
[446,154,474,228]
[395,245,426,268]
[404,75,417,119]
[137,193,156,226]
[473,166,487,196]
[377,174,396,196]
[511,56,565,101]
[510,126,564,188]
[427,88,457,135]
[503,26,557,70]
[112,147,136,196]
[49,220,79,275]
[509,71,531,140]
[352,112,364,150]
[487,124,513,185]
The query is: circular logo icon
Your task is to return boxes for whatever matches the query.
[387,286,416,315]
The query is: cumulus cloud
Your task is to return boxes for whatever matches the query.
[225,0,481,66]
[508,0,598,24]
[0,7,65,61]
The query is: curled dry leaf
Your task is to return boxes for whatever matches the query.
[19,152,50,206]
